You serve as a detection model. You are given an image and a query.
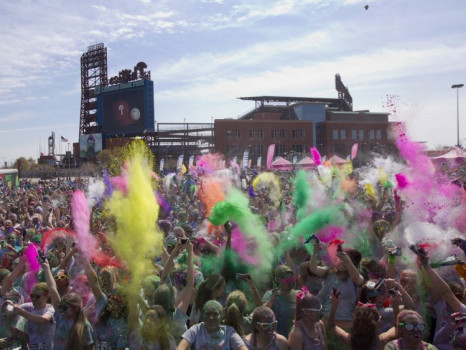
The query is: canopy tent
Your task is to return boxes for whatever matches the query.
[329,155,347,165]
[270,157,293,170]
[430,148,466,160]
[296,156,317,169]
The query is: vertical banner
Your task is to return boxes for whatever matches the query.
[177,155,184,171]
[351,143,359,160]
[188,155,195,168]
[160,158,165,171]
[242,150,249,169]
[266,144,276,170]
[257,156,262,168]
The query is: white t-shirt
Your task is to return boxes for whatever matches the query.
[20,303,55,350]
[182,323,245,350]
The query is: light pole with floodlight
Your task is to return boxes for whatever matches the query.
[452,83,464,147]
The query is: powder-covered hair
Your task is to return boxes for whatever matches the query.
[225,290,248,336]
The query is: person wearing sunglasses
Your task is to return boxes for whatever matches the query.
[288,289,327,350]
[384,310,437,350]
[12,282,55,349]
[244,306,288,350]
[53,269,72,297]
[41,256,94,349]
[262,265,297,338]
[178,300,247,350]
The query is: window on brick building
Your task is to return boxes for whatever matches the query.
[352,130,357,140]
[276,144,285,156]
[359,130,364,140]
[340,130,346,140]
[292,130,298,139]
[271,129,277,139]
[235,130,241,139]
[226,130,233,139]
[249,130,254,140]
[280,130,286,139]
[257,130,264,139]
[301,130,306,139]
[376,130,382,140]
[369,130,375,140]
[333,129,339,140]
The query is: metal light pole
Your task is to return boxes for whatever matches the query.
[452,84,464,147]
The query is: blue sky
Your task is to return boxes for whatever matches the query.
[1,0,465,164]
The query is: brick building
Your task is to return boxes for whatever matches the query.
[214,76,395,164]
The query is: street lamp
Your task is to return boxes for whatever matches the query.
[452,84,464,147]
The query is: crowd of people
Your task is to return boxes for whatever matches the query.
[0,145,465,350]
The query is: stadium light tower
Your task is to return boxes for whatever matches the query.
[452,83,464,147]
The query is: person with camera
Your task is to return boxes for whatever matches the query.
[41,256,94,350]
[12,281,55,349]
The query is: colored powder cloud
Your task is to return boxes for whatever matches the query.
[106,151,163,323]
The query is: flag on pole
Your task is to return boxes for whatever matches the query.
[266,144,276,169]
[351,143,359,160]
[242,150,249,169]
[61,136,68,142]
[177,155,184,171]
[188,155,195,168]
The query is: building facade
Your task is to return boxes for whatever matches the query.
[215,118,314,164]
[214,93,395,165]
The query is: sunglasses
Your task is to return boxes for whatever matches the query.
[30,293,44,300]
[54,275,68,280]
[399,322,425,331]
[257,320,278,331]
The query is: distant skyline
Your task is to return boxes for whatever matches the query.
[1,0,465,165]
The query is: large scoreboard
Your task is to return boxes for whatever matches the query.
[96,79,155,136]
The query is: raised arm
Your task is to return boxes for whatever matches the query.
[58,245,78,271]
[42,260,61,309]
[326,289,350,346]
[336,250,364,287]
[309,243,328,278]
[160,240,183,284]
[177,243,194,315]
[246,274,263,308]
[81,256,103,302]
[0,257,26,296]
[419,248,462,313]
